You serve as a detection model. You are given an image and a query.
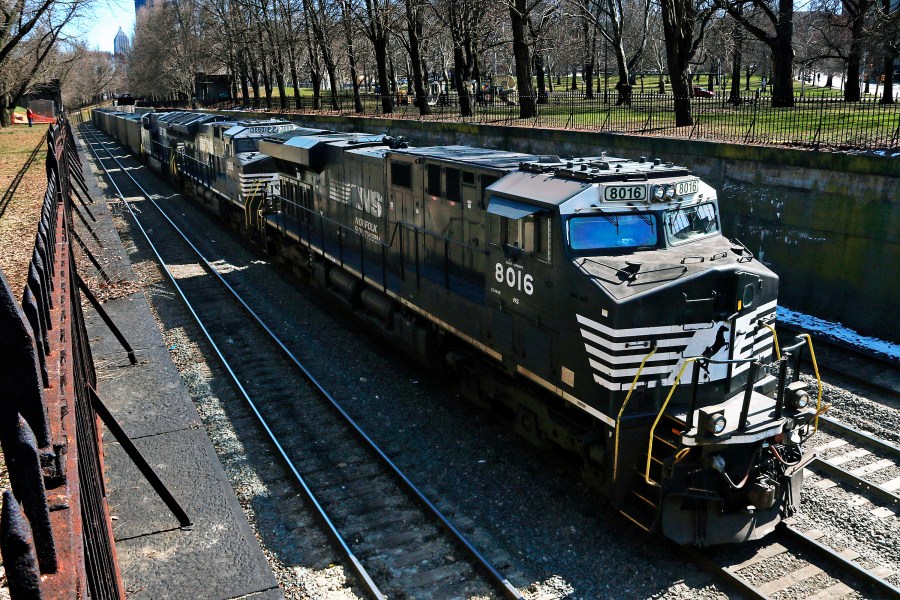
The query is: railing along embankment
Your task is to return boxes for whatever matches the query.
[0,117,125,599]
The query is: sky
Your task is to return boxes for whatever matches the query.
[81,0,135,53]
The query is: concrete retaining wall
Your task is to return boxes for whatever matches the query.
[224,111,900,342]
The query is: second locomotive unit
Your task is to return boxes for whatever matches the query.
[93,108,823,546]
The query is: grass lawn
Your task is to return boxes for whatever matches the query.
[228,75,896,148]
[0,123,49,506]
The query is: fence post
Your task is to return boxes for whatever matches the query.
[5,415,57,573]
[0,490,43,598]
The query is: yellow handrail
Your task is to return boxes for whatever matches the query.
[613,346,658,481]
[244,178,266,230]
[762,322,781,360]
[798,333,826,433]
[645,357,700,486]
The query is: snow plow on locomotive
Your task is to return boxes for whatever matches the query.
[91,108,825,546]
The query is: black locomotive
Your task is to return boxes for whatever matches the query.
[92,108,824,546]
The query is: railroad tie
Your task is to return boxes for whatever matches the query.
[758,564,823,596]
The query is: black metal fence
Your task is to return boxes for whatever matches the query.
[199,91,900,151]
[0,117,125,599]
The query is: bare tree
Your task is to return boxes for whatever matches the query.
[573,0,652,105]
[874,0,898,102]
[717,0,796,107]
[506,0,538,117]
[659,0,714,125]
[0,0,87,125]
[401,0,430,114]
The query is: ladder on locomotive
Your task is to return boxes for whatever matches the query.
[618,413,684,532]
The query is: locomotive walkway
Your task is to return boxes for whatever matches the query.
[71,129,281,598]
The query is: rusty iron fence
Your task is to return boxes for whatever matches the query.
[0,117,126,599]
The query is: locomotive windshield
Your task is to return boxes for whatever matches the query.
[568,213,658,251]
[664,202,719,243]
[234,139,258,154]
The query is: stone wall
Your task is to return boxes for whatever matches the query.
[224,111,900,342]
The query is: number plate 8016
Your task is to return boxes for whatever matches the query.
[603,185,647,201]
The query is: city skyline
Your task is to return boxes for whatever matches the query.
[83,0,135,54]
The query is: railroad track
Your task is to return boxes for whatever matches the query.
[80,123,523,599]
[686,415,900,599]
[776,322,900,402]
[689,522,900,600]
[811,415,900,506]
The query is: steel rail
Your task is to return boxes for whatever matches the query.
[678,545,770,600]
[80,126,386,600]
[82,124,524,600]
[808,415,900,506]
[808,458,899,505]
[779,524,900,598]
[817,416,900,458]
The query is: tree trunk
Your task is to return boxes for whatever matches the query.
[373,38,393,113]
[769,0,794,107]
[405,0,430,115]
[290,62,301,110]
[729,21,742,104]
[844,12,865,101]
[881,53,895,104]
[311,69,322,110]
[341,0,363,112]
[879,0,896,104]
[535,54,548,103]
[0,92,10,128]
[585,57,595,99]
[262,66,273,110]
[660,0,696,125]
[276,69,287,110]
[614,44,631,105]
[670,72,692,126]
[571,66,578,90]
[249,62,261,109]
[509,0,536,118]
[239,57,250,107]
[453,46,472,116]
[770,42,794,107]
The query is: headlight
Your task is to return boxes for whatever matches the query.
[664,187,676,199]
[654,186,665,199]
[706,413,727,435]
[791,389,809,409]
[786,381,811,410]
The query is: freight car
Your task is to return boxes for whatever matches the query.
[91,108,823,546]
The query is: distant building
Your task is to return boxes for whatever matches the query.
[113,27,130,57]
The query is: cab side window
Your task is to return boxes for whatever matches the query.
[391,161,412,188]
[445,168,461,202]
[489,213,552,264]
[427,164,441,197]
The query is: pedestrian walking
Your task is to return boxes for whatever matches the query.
[26,107,34,127]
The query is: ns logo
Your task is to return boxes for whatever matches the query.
[351,185,383,218]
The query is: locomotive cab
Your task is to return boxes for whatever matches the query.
[487,156,821,545]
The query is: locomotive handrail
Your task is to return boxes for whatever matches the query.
[613,346,658,481]
[796,333,825,433]
[244,178,266,231]
[763,322,782,359]
[645,357,702,486]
